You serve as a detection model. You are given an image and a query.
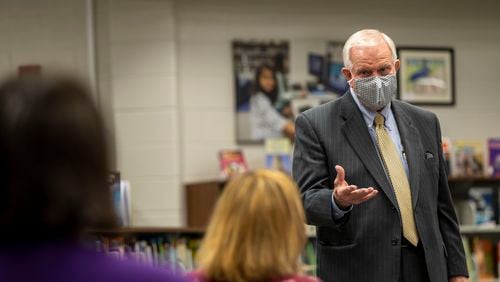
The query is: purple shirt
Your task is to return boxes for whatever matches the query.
[0,242,188,282]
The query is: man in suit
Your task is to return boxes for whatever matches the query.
[293,29,468,282]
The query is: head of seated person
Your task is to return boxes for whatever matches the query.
[194,169,317,282]
[0,75,116,244]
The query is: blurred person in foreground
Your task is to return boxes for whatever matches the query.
[190,169,318,282]
[293,29,467,282]
[0,76,187,282]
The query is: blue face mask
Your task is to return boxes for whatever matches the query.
[353,74,397,111]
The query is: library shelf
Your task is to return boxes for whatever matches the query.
[448,177,500,186]
[89,226,205,235]
[460,225,500,236]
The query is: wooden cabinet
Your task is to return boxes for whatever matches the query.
[185,180,225,228]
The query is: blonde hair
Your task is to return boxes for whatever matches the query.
[343,29,397,69]
[196,169,307,282]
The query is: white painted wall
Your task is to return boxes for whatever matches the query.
[96,0,182,226]
[0,0,88,80]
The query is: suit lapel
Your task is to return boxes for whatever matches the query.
[392,101,422,208]
[340,93,398,208]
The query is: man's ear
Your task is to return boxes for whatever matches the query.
[395,59,400,72]
[342,67,352,81]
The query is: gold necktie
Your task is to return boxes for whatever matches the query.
[374,113,419,246]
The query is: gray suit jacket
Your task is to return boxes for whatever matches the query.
[293,92,467,282]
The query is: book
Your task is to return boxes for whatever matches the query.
[453,140,485,177]
[120,181,131,226]
[497,241,500,279]
[109,172,131,226]
[442,137,452,175]
[454,199,476,225]
[302,240,317,276]
[265,138,292,174]
[487,138,500,177]
[462,237,476,282]
[95,235,201,272]
[468,187,495,226]
[218,149,248,179]
[472,238,495,280]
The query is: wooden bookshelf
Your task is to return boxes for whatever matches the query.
[448,177,500,186]
[460,225,500,235]
[449,178,500,238]
[459,225,500,240]
[90,226,205,235]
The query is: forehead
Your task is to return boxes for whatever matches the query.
[261,68,273,76]
[350,43,393,68]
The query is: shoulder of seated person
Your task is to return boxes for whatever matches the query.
[277,275,321,282]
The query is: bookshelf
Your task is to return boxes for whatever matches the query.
[88,226,205,273]
[448,177,500,186]
[90,227,205,235]
[89,225,316,276]
[460,225,500,236]
[449,177,500,281]
[448,177,500,233]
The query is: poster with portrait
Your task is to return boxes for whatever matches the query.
[233,41,290,143]
[233,40,347,143]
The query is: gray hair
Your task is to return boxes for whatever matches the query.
[343,29,397,69]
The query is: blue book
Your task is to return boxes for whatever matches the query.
[468,187,495,226]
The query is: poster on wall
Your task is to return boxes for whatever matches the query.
[397,47,455,105]
[233,40,348,144]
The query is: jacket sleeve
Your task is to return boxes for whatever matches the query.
[293,113,349,228]
[434,115,469,277]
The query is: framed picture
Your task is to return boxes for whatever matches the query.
[397,47,455,105]
[233,39,341,144]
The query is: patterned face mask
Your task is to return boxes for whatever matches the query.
[353,74,397,111]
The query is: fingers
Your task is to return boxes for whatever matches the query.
[332,165,378,206]
[337,187,378,205]
[335,185,357,197]
[352,189,378,205]
[334,165,345,185]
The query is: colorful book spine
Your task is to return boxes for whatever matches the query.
[95,235,201,272]
[453,140,485,177]
[488,138,500,177]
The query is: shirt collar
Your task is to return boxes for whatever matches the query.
[350,87,392,130]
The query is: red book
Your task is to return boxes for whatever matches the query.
[218,150,248,179]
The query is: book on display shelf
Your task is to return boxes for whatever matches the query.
[473,237,496,280]
[95,234,200,273]
[265,138,292,174]
[453,139,485,177]
[442,137,452,175]
[487,138,500,177]
[218,149,248,179]
[468,187,495,227]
